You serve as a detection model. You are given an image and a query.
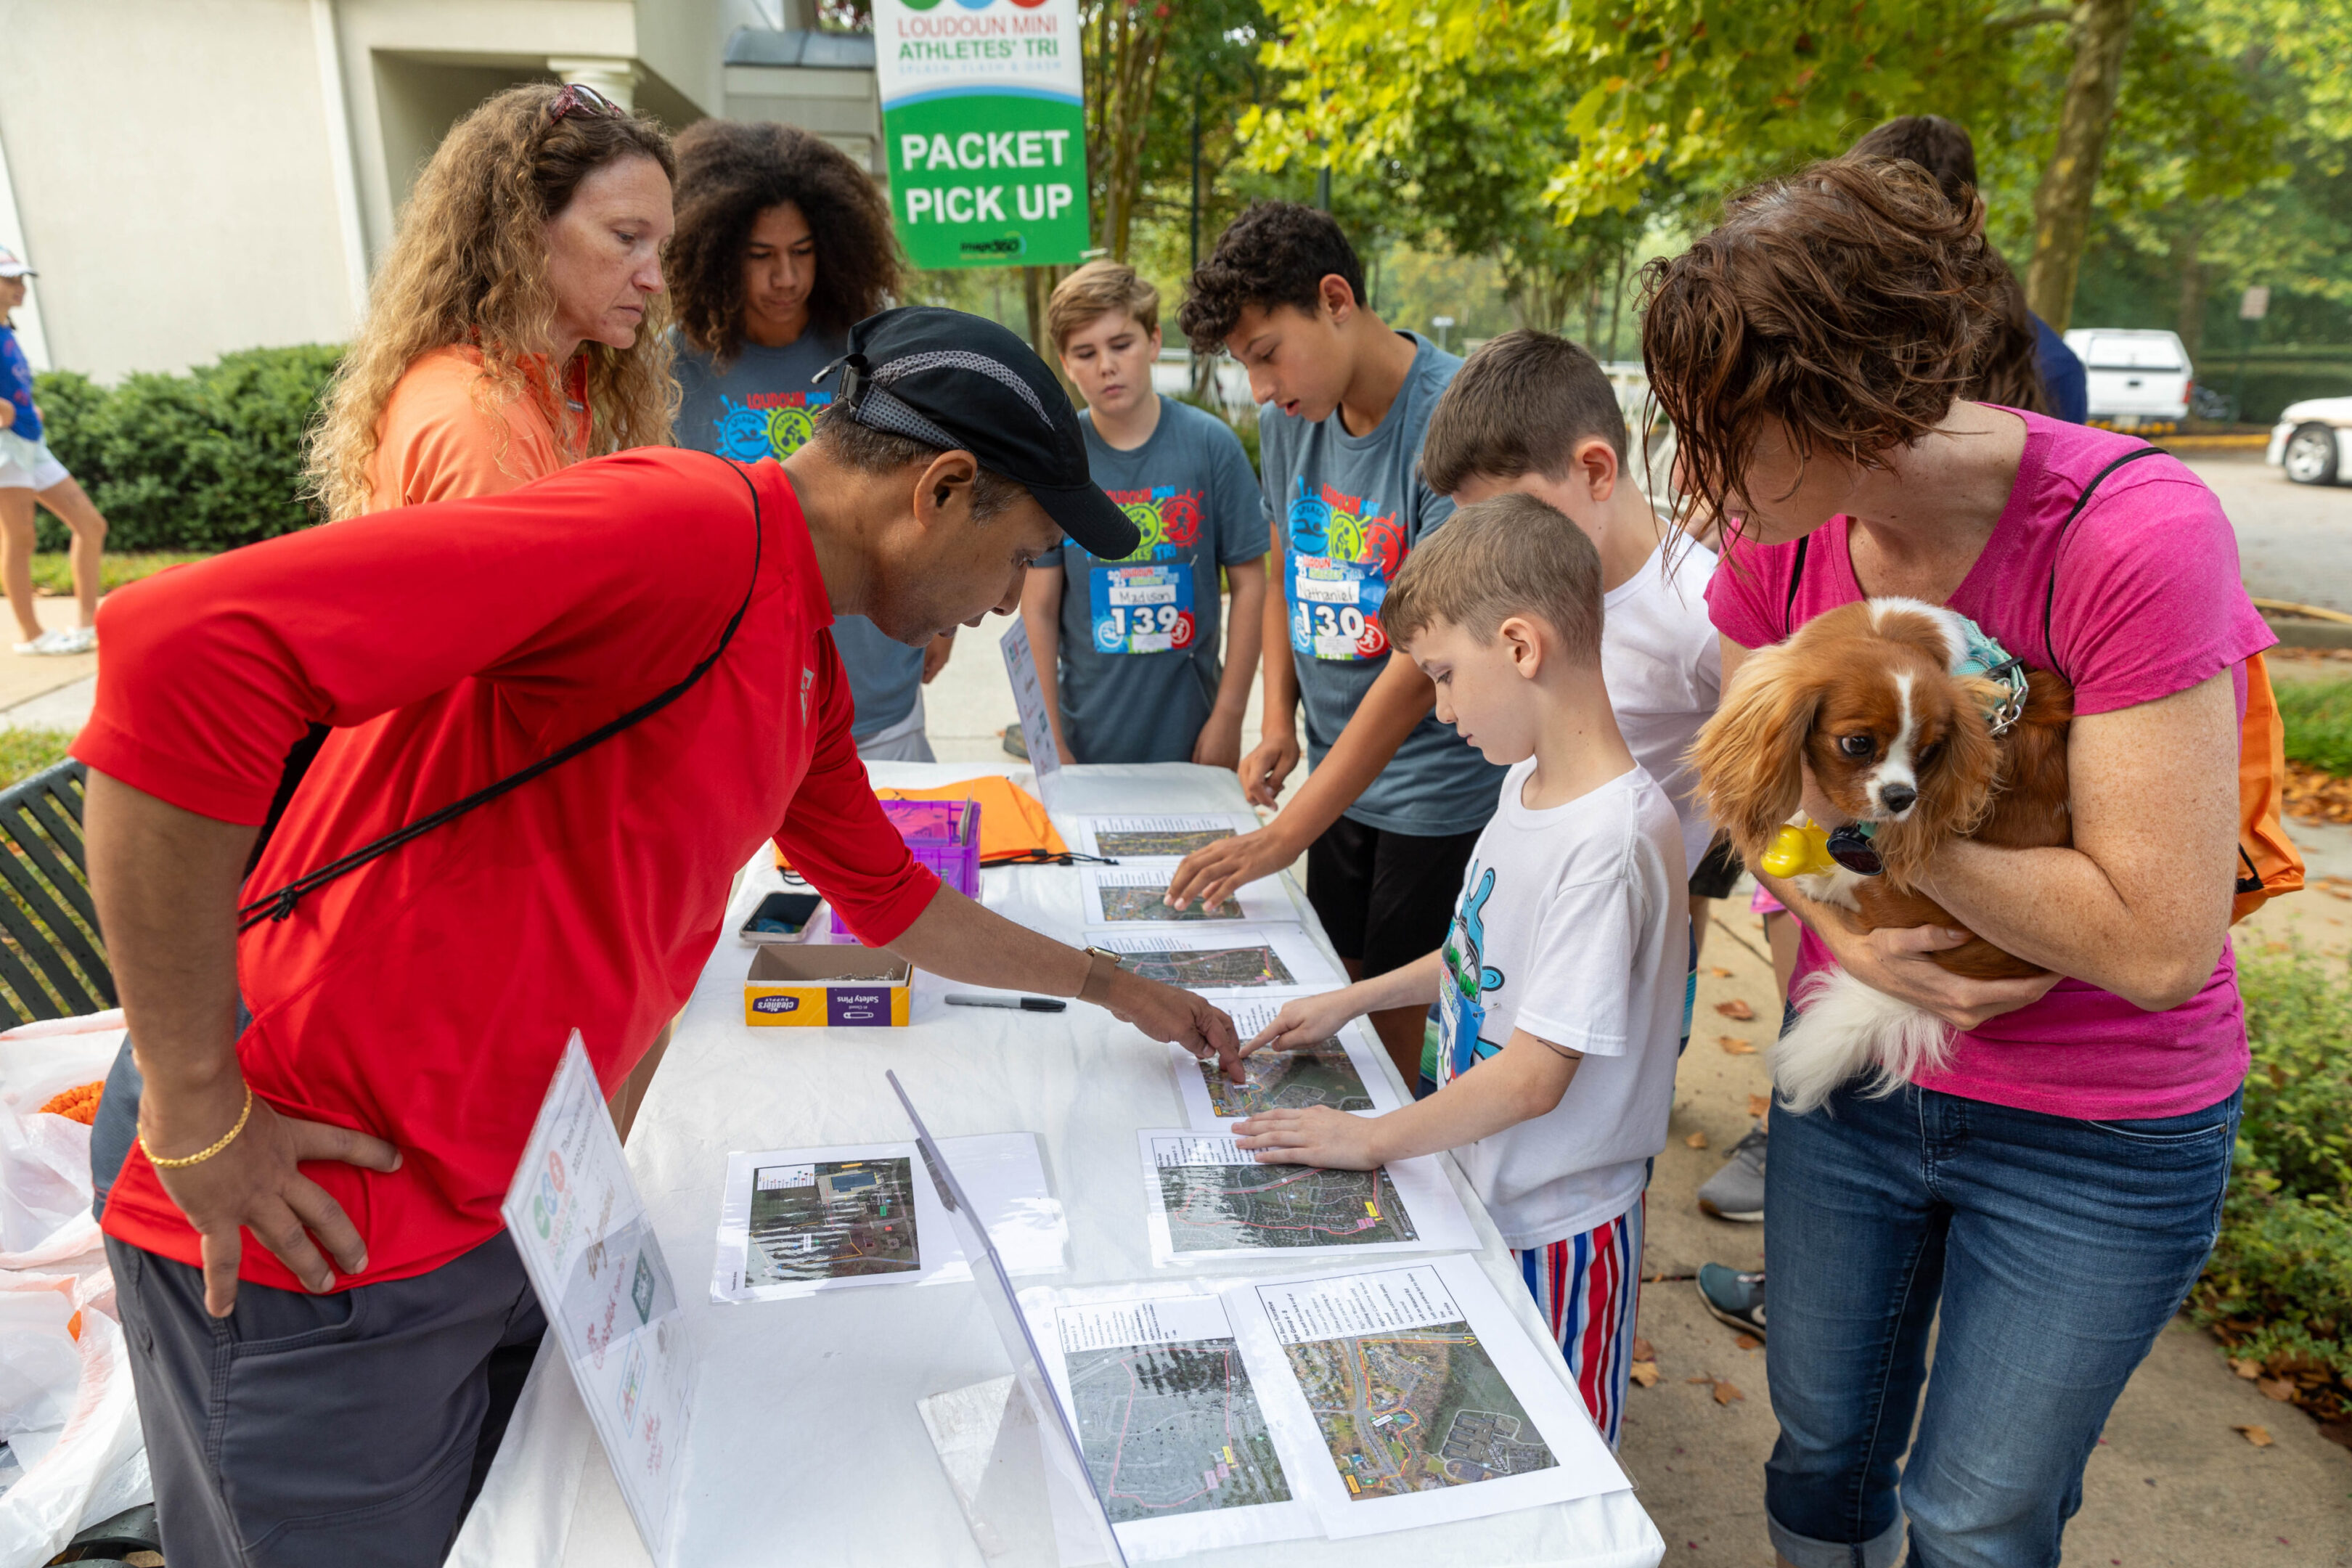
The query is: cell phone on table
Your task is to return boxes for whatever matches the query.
[740,891,822,944]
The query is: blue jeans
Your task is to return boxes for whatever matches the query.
[1763,1079,2242,1568]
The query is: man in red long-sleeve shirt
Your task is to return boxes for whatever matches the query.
[77,308,1242,1567]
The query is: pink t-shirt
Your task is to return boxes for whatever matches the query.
[1705,409,2272,1119]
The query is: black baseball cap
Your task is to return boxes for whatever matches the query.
[815,306,1140,560]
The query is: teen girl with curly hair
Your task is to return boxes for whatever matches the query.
[667,120,955,760]
[304,82,675,519]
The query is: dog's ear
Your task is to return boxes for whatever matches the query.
[1692,641,1820,862]
[1875,678,1999,888]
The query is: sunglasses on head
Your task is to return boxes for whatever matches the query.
[547,83,626,124]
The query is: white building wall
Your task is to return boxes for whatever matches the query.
[0,0,361,378]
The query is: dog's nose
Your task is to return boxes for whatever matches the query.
[1880,782,1917,815]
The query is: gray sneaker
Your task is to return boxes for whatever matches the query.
[1696,1263,1766,1339]
[1696,1122,1765,1222]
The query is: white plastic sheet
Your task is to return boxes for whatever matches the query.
[0,1015,150,1568]
[452,764,1665,1568]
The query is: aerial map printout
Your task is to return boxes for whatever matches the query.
[1093,927,1342,997]
[1138,1133,1474,1264]
[749,1157,920,1281]
[1172,1003,1401,1128]
[1075,812,1259,860]
[710,1135,1065,1302]
[1081,867,1292,926]
[1232,1259,1630,1537]
[1023,1286,1321,1558]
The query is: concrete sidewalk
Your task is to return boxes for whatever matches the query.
[1630,894,2352,1567]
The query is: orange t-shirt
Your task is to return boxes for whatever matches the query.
[362,346,593,511]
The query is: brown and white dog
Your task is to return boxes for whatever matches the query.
[1692,597,2073,1112]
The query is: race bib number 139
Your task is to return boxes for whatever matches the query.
[1090,564,1196,655]
[1290,555,1387,661]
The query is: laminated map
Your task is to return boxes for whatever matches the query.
[1171,1003,1402,1128]
[1021,1258,1633,1551]
[1091,927,1342,997]
[1137,1132,1475,1265]
[1073,812,1262,861]
[711,1134,1066,1302]
[1080,866,1293,926]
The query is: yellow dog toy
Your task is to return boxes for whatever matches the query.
[1760,821,1839,881]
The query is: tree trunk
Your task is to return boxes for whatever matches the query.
[2172,221,2205,364]
[2025,0,2136,330]
[1084,1,1171,262]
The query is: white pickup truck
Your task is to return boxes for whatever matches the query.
[2062,328,2194,433]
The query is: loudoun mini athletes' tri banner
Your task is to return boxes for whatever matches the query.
[875,0,1090,269]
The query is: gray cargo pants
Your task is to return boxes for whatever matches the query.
[104,1231,546,1567]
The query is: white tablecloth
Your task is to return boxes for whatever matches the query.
[451,763,1664,1568]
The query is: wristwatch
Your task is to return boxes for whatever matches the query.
[1079,945,1123,1006]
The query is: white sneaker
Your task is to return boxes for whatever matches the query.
[13,629,68,656]
[46,626,95,655]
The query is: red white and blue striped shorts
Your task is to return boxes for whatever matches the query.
[1512,1196,1645,1448]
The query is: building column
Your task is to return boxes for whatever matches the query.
[546,57,642,114]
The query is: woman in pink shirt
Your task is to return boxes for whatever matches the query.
[1647,159,2266,1568]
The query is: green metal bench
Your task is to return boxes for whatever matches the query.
[0,757,113,1025]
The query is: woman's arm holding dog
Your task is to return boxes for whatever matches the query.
[1917,671,2239,1013]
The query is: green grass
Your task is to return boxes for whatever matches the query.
[28,550,209,597]
[0,727,73,788]
[2190,944,2352,1418]
[2277,677,2352,777]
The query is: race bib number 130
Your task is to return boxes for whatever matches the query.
[1090,564,1196,655]
[1290,555,1388,661]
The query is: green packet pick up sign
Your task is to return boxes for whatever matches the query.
[875,0,1090,269]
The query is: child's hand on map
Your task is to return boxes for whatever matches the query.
[1233,1106,1381,1170]
[1242,990,1360,1057]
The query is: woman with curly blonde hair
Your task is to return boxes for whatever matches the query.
[306,81,675,518]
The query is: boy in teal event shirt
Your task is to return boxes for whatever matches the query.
[1018,261,1267,765]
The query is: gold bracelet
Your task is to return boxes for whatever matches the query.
[141,1084,255,1169]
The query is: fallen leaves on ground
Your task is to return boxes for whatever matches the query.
[1747,1093,1773,1119]
[1685,1131,1709,1149]
[2234,1358,2263,1380]
[1706,965,1733,979]
[1718,1035,1756,1055]
[1686,1373,1745,1405]
[1734,1334,1760,1350]
[1632,1336,1655,1361]
[1715,998,1756,1021]
[2236,1424,2274,1447]
[1630,1361,1659,1387]
[2284,764,2352,828]
[2261,1376,2299,1401]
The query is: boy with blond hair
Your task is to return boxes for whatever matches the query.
[1236,491,1685,1447]
[1020,260,1267,764]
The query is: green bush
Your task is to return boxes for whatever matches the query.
[2277,677,2352,777]
[2192,945,2352,1387]
[33,344,342,552]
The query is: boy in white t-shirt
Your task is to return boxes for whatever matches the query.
[1237,491,1686,1447]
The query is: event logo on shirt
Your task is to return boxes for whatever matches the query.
[713,390,836,463]
[1440,862,1507,1078]
[799,666,816,724]
[1286,478,1406,660]
[1099,485,1201,563]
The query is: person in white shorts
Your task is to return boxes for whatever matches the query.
[0,248,108,656]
